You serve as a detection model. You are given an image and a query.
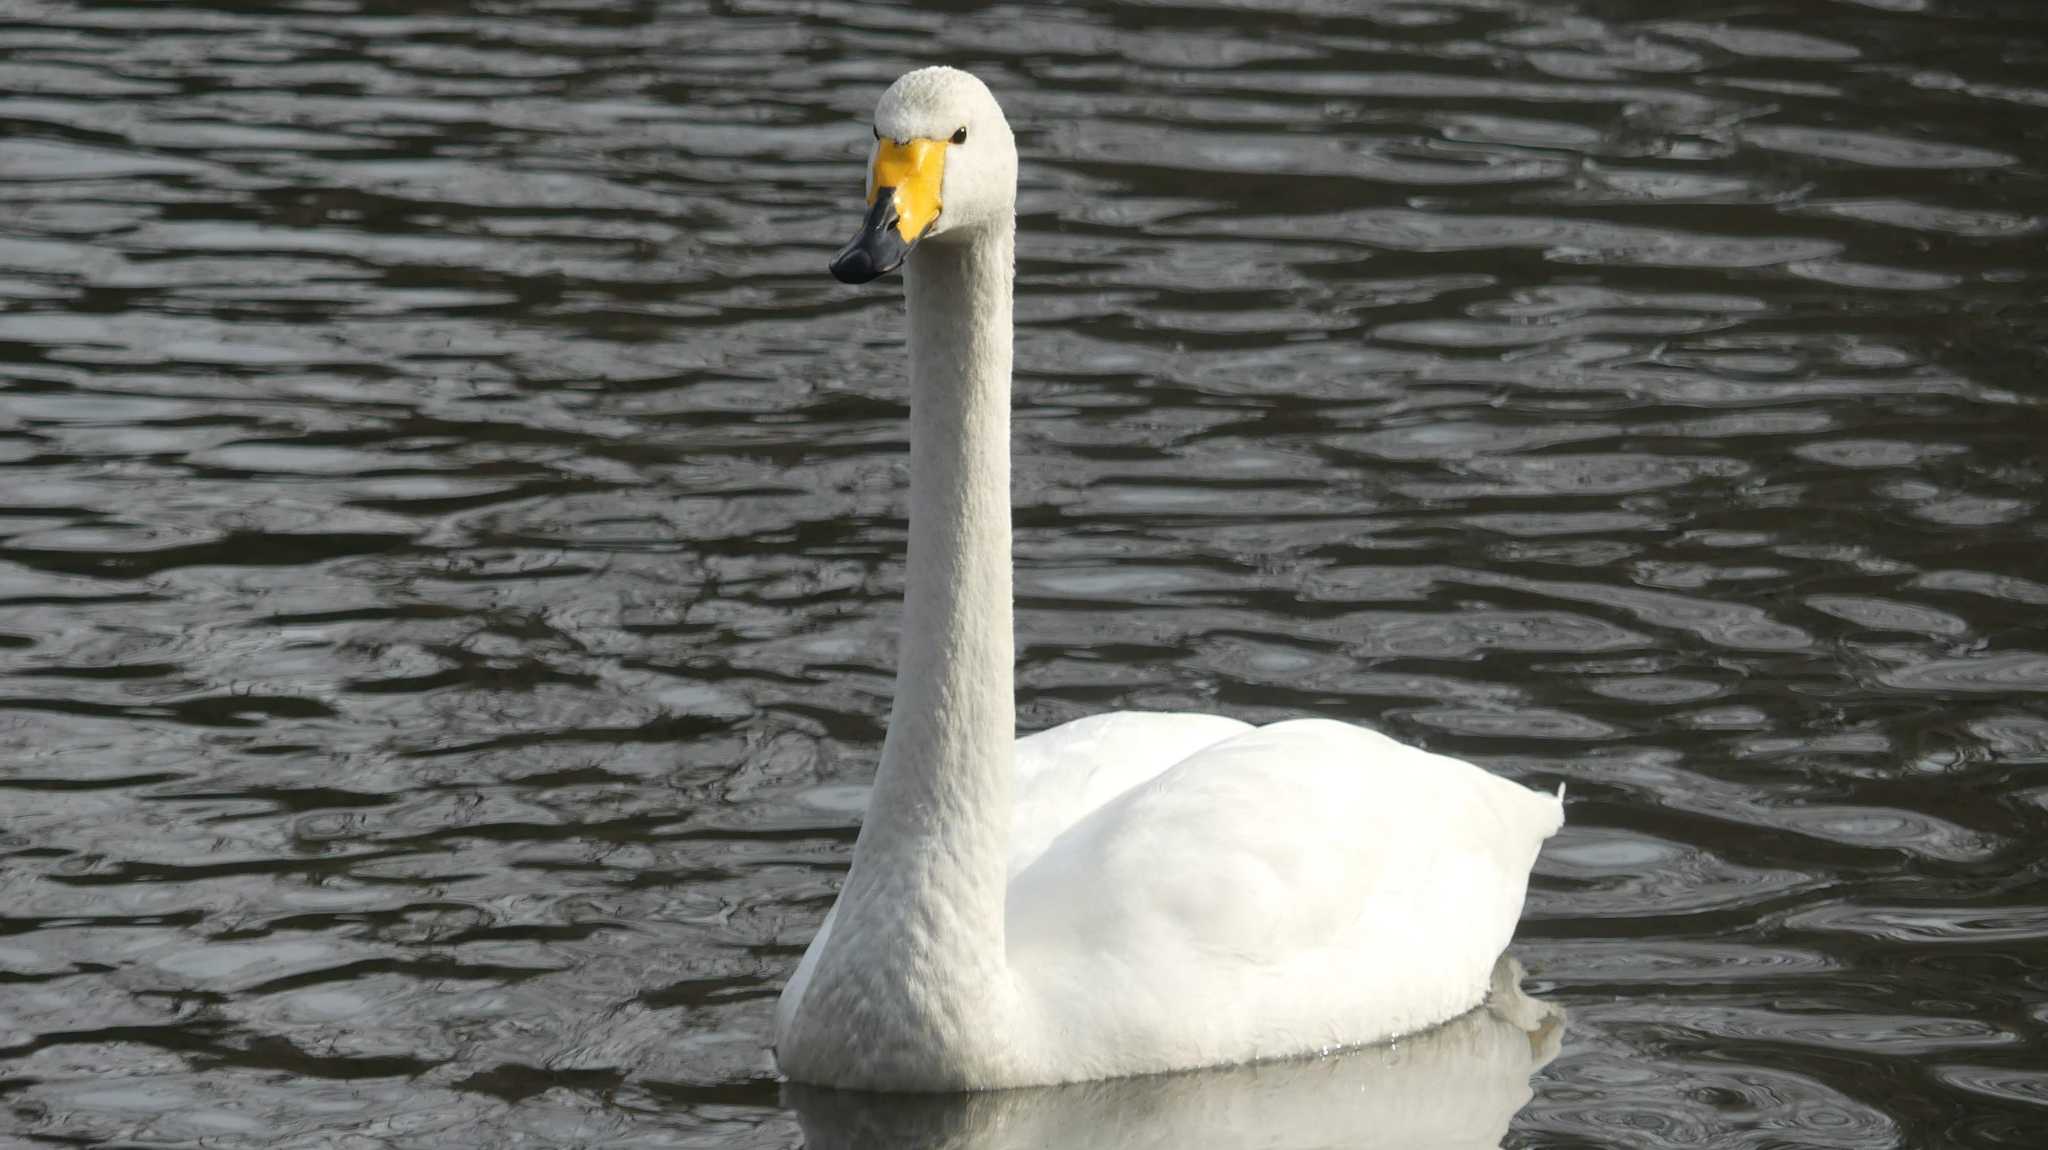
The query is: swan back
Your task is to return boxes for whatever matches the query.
[1000,718,1561,1081]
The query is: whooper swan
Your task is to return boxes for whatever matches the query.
[773,66,1564,1093]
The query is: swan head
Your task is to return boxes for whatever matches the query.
[830,66,1017,284]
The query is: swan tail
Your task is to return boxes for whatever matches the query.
[1531,780,1566,838]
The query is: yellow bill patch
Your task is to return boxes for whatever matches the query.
[870,137,946,242]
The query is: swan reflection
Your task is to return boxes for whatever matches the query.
[787,956,1562,1150]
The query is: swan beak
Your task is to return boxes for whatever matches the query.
[830,137,946,284]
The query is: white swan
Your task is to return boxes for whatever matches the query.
[774,65,1564,1092]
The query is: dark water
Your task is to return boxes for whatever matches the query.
[3,0,2047,1145]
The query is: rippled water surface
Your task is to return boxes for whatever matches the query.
[4,0,2048,1145]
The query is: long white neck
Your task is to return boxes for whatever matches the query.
[876,221,1016,863]
[805,218,1017,1085]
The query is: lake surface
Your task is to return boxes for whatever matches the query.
[3,0,2047,1145]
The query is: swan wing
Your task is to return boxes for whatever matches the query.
[780,711,1248,1049]
[1010,711,1252,874]
[1005,717,1562,1077]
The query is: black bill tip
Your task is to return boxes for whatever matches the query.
[830,187,916,284]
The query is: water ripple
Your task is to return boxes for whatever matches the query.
[4,0,2047,1146]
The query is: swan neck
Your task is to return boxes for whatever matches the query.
[819,221,1017,1082]
[875,222,1015,873]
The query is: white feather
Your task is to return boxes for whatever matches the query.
[791,954,1566,1149]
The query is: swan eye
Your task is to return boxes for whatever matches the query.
[951,126,968,145]
[873,126,881,140]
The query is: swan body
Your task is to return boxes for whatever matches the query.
[774,67,1564,1092]
[789,955,1565,1150]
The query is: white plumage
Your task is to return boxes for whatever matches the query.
[791,955,1565,1149]
[773,66,1564,1092]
